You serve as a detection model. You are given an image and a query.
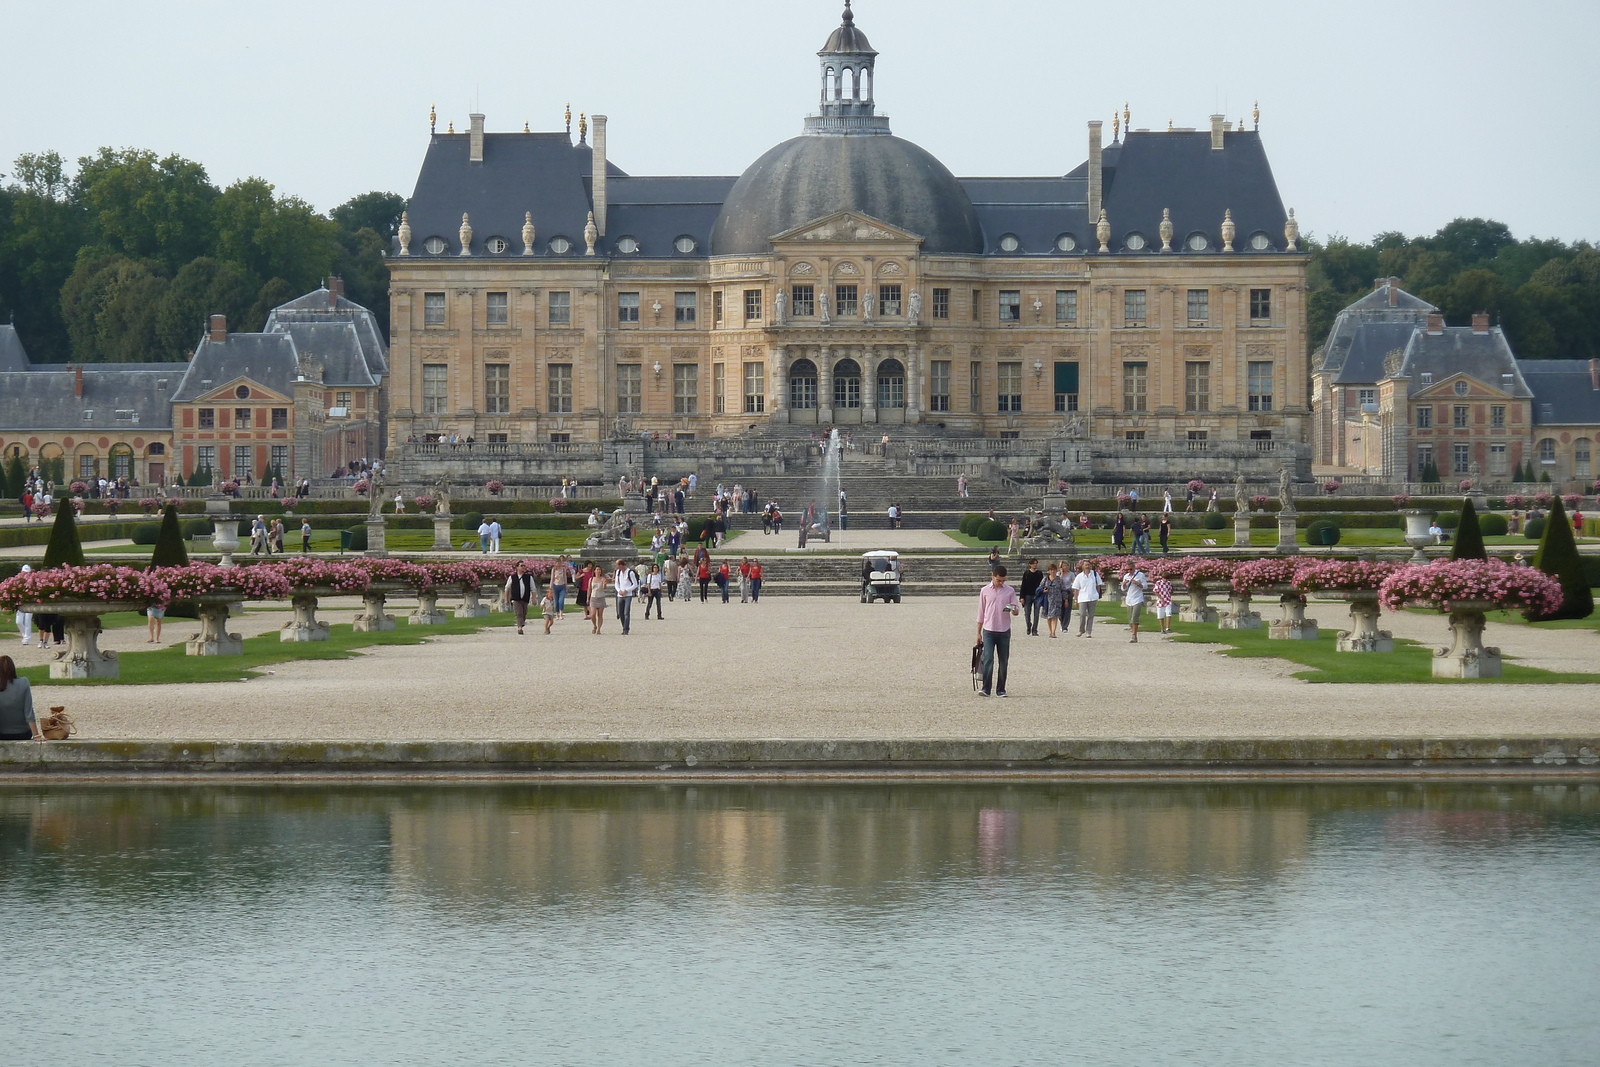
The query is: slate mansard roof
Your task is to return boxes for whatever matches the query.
[171,334,300,403]
[1519,359,1600,426]
[1396,326,1532,398]
[0,326,178,431]
[1318,284,1441,386]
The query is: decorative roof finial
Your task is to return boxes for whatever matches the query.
[447,121,454,134]
[578,112,588,143]
[397,211,412,256]
[1159,208,1174,252]
[1284,208,1300,252]
[459,213,473,256]
[1123,101,1131,128]
[1253,100,1260,130]
[1167,118,1174,132]
[429,105,436,134]
[583,212,598,256]
[1096,209,1111,254]
[842,0,854,22]
[1112,111,1120,141]
[564,102,572,135]
[524,121,530,133]
[1220,209,1236,253]
[522,212,536,256]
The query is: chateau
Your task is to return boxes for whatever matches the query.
[386,1,1311,482]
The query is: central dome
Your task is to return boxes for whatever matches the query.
[711,133,982,257]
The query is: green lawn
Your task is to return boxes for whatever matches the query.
[1,610,148,635]
[82,529,654,557]
[942,528,1567,552]
[18,615,502,686]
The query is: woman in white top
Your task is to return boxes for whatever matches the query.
[1070,560,1104,637]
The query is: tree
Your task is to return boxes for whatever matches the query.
[147,503,189,569]
[331,191,404,239]
[213,177,338,296]
[58,254,170,362]
[1450,498,1486,561]
[244,277,296,331]
[1431,218,1516,266]
[41,498,85,568]
[3,453,24,499]
[0,151,89,362]
[332,226,391,336]
[1528,496,1594,621]
[71,148,218,272]
[155,257,257,356]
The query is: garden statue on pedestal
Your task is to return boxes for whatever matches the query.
[1275,466,1299,555]
[1232,474,1252,547]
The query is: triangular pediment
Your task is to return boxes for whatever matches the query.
[196,377,290,404]
[770,211,924,245]
[1412,372,1517,401]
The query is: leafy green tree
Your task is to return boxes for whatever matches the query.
[213,177,338,296]
[59,254,170,361]
[331,191,405,239]
[0,151,88,362]
[41,499,86,568]
[147,503,189,568]
[3,453,24,499]
[155,257,257,355]
[72,148,217,272]
[244,277,297,331]
[332,226,391,336]
[1529,496,1594,620]
[1450,498,1487,560]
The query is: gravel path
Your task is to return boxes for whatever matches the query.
[15,594,1598,743]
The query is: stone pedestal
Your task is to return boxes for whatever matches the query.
[455,585,491,619]
[365,517,388,558]
[1275,511,1299,555]
[1335,595,1393,653]
[353,588,396,632]
[1180,583,1218,624]
[186,600,244,656]
[1233,512,1252,548]
[281,593,330,642]
[1219,591,1261,630]
[1433,603,1502,678]
[432,514,454,551]
[1267,591,1319,640]
[623,491,647,515]
[409,589,448,625]
[56,615,119,679]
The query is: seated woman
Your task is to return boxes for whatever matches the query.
[0,656,44,741]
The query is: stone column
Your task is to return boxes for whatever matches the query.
[365,517,389,557]
[281,593,330,642]
[1275,508,1299,555]
[905,344,922,424]
[818,345,834,423]
[772,344,788,424]
[432,512,454,550]
[862,345,878,423]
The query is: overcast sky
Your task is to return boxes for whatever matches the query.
[4,0,1596,245]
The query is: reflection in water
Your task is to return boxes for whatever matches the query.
[2,782,1597,1065]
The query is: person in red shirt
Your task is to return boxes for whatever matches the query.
[697,558,712,602]
[716,561,731,603]
[749,559,764,602]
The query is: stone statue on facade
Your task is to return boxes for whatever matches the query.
[862,289,876,318]
[1278,466,1293,511]
[819,289,831,325]
[433,477,452,516]
[367,467,384,520]
[774,289,787,326]
[908,290,922,325]
[1468,459,1482,488]
[1063,413,1087,440]
[1234,474,1248,513]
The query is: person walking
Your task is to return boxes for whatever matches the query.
[613,559,639,635]
[974,566,1021,698]
[1152,572,1175,635]
[957,473,969,499]
[1158,514,1171,555]
[716,560,731,603]
[1019,559,1044,636]
[1071,559,1103,637]
[301,518,312,554]
[1043,563,1068,638]
[738,557,752,603]
[677,556,694,602]
[1163,490,1173,514]
[477,519,492,554]
[1112,513,1126,554]
[697,557,712,602]
[488,518,503,554]
[577,562,593,620]
[551,556,571,618]
[661,556,679,608]
[588,567,609,634]
[645,564,665,619]
[1122,562,1149,643]
[749,558,764,602]
[270,518,285,555]
[505,560,538,635]
[13,565,32,645]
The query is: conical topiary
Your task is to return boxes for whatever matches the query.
[1,453,21,499]
[41,499,85,569]
[1529,496,1594,620]
[148,503,189,569]
[1450,497,1487,561]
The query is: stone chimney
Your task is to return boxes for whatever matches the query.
[327,275,344,305]
[1590,358,1598,390]
[1210,114,1226,150]
[73,365,83,398]
[469,113,485,163]
[1425,311,1444,335]
[1472,311,1489,334]
[1087,120,1104,224]
[209,314,227,342]
[591,114,608,237]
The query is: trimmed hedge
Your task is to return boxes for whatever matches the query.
[345,525,368,551]
[130,522,163,546]
[976,519,1008,542]
[1525,517,1547,540]
[1305,518,1342,546]
[1478,512,1509,536]
[1201,512,1227,530]
[254,498,622,517]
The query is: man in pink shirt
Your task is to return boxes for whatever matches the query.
[975,565,1022,697]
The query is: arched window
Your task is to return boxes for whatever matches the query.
[876,358,906,409]
[833,358,862,409]
[843,67,857,101]
[108,443,134,480]
[1576,437,1592,478]
[789,358,819,410]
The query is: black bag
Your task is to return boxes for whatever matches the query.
[971,642,983,690]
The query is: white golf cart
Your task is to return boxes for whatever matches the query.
[860,550,902,604]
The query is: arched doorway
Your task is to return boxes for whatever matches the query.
[789,358,818,424]
[108,444,134,481]
[876,358,906,409]
[833,358,862,422]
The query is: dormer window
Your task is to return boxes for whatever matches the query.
[485,236,509,254]
[1055,234,1077,252]
[1420,372,1433,385]
[998,234,1021,253]
[548,236,572,255]
[1453,380,1469,396]
[1249,232,1272,251]
[674,236,698,254]
[1186,233,1209,252]
[1124,233,1147,251]
[616,236,640,254]
[423,236,447,255]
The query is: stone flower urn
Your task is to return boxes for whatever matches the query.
[1179,581,1219,624]
[212,520,242,568]
[1401,509,1435,564]
[22,600,140,680]
[1259,584,1319,641]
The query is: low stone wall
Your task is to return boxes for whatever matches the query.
[1,737,1595,777]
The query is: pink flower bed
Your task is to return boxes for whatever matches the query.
[1392,494,1412,508]
[425,562,484,591]
[1293,560,1404,594]
[354,559,432,588]
[139,497,162,513]
[486,480,505,496]
[0,564,169,610]
[268,559,371,594]
[153,563,292,602]
[1186,479,1206,493]
[1378,560,1562,614]
[1503,494,1527,509]
[1533,493,1553,508]
[1181,558,1237,586]
[414,495,436,512]
[281,497,300,509]
[353,479,371,495]
[69,480,88,495]
[1251,495,1269,510]
[1322,479,1342,494]
[548,497,568,510]
[1231,557,1303,593]
[1562,494,1581,510]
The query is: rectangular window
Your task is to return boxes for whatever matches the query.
[1358,388,1376,407]
[1250,288,1272,322]
[997,362,1022,412]
[78,454,96,481]
[196,445,215,473]
[549,432,571,444]
[743,362,765,413]
[269,445,288,475]
[1420,372,1433,386]
[1123,362,1148,412]
[712,362,725,414]
[1415,445,1434,476]
[1416,406,1433,429]
[422,364,448,415]
[879,284,902,317]
[486,291,508,326]
[335,391,352,408]
[234,407,252,429]
[969,361,981,412]
[549,291,571,325]
[835,285,858,317]
[1453,444,1471,473]
[1491,405,1506,429]
[744,289,762,321]
[998,290,1022,322]
[1124,289,1147,324]
[233,445,254,480]
[616,363,642,414]
[1490,442,1509,474]
[972,289,981,322]
[1577,439,1592,477]
[713,290,724,324]
[1453,404,1469,429]
[930,360,951,412]
[1124,430,1146,448]
[1247,361,1274,412]
[1539,438,1556,464]
[1187,430,1210,451]
[271,408,288,429]
[791,285,815,317]
[675,292,697,324]
[1054,361,1079,413]
[618,292,640,324]
[1055,290,1077,324]
[674,364,699,415]
[933,288,950,320]
[198,408,215,429]
[547,364,573,414]
[484,363,510,414]
[424,292,446,326]
[1187,289,1209,323]
[487,433,507,445]
[1185,361,1211,412]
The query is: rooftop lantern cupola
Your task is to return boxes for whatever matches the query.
[809,1,890,135]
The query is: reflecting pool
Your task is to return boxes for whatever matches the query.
[2,781,1598,1065]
